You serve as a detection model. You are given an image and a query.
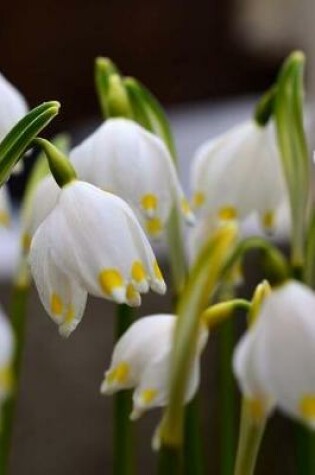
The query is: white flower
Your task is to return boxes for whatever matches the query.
[0,72,28,142]
[191,121,287,233]
[0,186,11,228]
[0,306,14,404]
[29,180,166,337]
[70,118,194,238]
[21,175,60,252]
[233,281,315,428]
[101,314,208,419]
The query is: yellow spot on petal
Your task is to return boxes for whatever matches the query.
[99,269,124,296]
[64,305,75,324]
[300,395,315,421]
[141,194,158,212]
[51,293,63,315]
[0,211,10,227]
[146,218,162,236]
[0,366,13,392]
[106,362,130,385]
[193,192,205,208]
[218,206,238,221]
[246,398,265,422]
[261,210,275,231]
[153,260,163,281]
[131,261,146,283]
[140,388,158,405]
[22,233,32,253]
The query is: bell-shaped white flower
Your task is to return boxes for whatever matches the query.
[21,175,60,252]
[70,118,194,238]
[0,306,14,404]
[101,314,208,419]
[29,180,166,337]
[0,71,28,142]
[233,281,315,428]
[191,120,287,233]
[0,186,11,228]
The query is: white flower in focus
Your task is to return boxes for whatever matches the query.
[29,180,166,337]
[101,314,208,419]
[0,72,28,142]
[70,118,194,238]
[191,121,287,233]
[21,175,60,252]
[0,186,11,228]
[0,306,14,404]
[234,281,315,428]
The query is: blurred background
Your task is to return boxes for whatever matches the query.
[0,0,312,473]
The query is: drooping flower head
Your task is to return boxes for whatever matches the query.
[0,306,14,405]
[191,120,287,233]
[101,314,208,419]
[29,180,166,337]
[234,281,315,428]
[70,118,194,238]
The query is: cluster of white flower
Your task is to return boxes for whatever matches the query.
[0,65,314,441]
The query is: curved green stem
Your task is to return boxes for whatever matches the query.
[220,236,289,286]
[234,400,266,475]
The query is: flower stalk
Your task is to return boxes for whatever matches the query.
[159,224,238,457]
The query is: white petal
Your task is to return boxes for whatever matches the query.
[70,118,192,235]
[191,121,287,225]
[254,282,315,427]
[35,181,164,305]
[130,321,208,419]
[29,221,88,337]
[22,175,60,250]
[0,72,28,142]
[101,314,175,395]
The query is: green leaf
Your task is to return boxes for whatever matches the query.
[124,77,176,160]
[0,101,60,186]
[274,51,309,269]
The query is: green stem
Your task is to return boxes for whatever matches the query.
[234,400,266,475]
[183,396,204,475]
[158,445,183,475]
[0,273,30,475]
[113,305,135,475]
[219,318,235,475]
[296,427,315,475]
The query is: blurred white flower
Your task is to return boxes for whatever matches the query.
[0,72,28,143]
[191,120,287,233]
[0,305,14,404]
[234,281,315,428]
[0,186,11,228]
[101,314,208,419]
[21,175,59,252]
[29,180,166,337]
[70,118,194,238]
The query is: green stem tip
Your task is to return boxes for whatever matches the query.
[33,137,77,187]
